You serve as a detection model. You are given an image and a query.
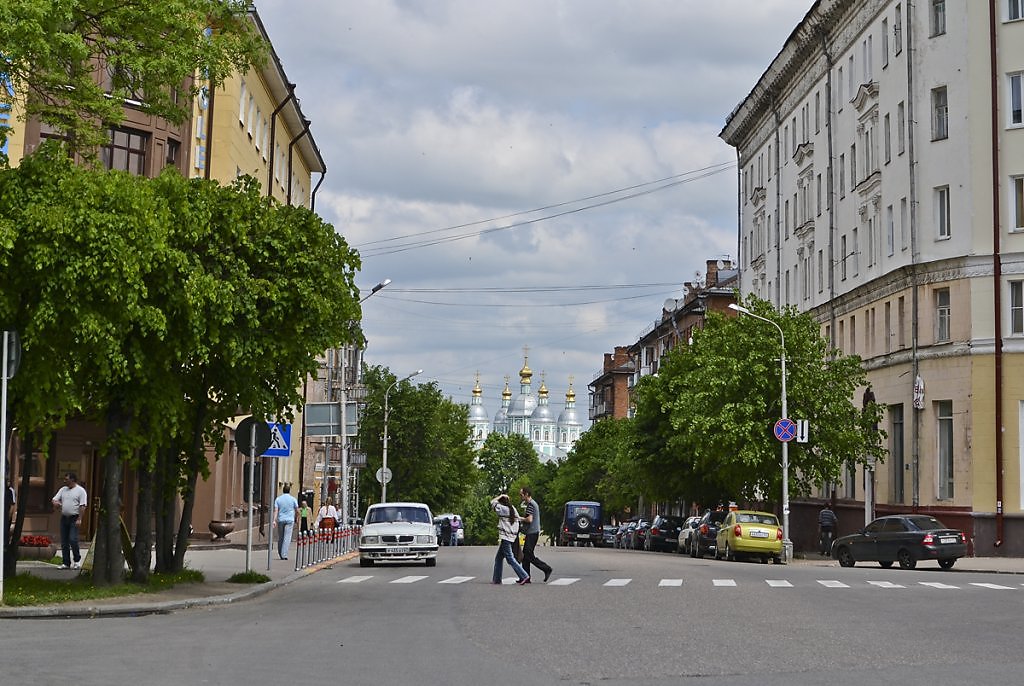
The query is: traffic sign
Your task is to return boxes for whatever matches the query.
[773,418,797,442]
[376,467,392,485]
[237,416,272,457]
[263,422,292,458]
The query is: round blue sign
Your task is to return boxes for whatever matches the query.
[774,418,797,442]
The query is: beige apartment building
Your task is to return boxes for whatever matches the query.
[721,0,1024,553]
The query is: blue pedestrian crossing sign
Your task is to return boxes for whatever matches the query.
[773,418,797,442]
[263,422,292,458]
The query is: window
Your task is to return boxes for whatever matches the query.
[1011,281,1024,334]
[897,101,906,154]
[935,186,951,238]
[1013,176,1024,231]
[931,0,946,36]
[900,197,909,250]
[852,227,860,275]
[815,91,821,133]
[850,315,856,354]
[882,19,890,67]
[848,55,854,96]
[885,301,892,353]
[839,153,846,197]
[895,4,903,54]
[841,235,848,280]
[935,287,951,342]
[818,250,824,292]
[932,87,949,140]
[816,173,822,216]
[837,66,844,109]
[850,144,857,187]
[886,204,895,256]
[247,95,255,136]
[238,80,247,123]
[1011,0,1024,20]
[937,400,954,499]
[884,112,891,163]
[1010,73,1023,126]
[100,127,148,175]
[166,138,180,169]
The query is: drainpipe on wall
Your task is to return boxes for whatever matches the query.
[736,147,743,294]
[286,118,311,206]
[267,83,297,198]
[821,27,837,350]
[203,86,216,181]
[311,170,326,213]
[773,99,782,310]
[988,0,1004,547]
[906,0,922,511]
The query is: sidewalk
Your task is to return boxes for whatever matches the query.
[0,528,356,619]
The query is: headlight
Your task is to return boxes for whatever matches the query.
[416,535,434,544]
[361,535,380,545]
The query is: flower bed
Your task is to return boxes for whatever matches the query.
[20,535,53,547]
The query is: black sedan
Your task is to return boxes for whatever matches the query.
[645,515,685,552]
[832,514,968,570]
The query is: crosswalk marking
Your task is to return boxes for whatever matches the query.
[867,581,905,589]
[920,581,959,589]
[817,580,849,588]
[548,577,579,585]
[391,575,429,584]
[438,576,474,584]
[712,579,736,587]
[338,575,373,583]
[604,578,631,586]
[659,579,683,587]
[970,582,1015,590]
[765,579,793,587]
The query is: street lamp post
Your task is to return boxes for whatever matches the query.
[729,303,792,563]
[381,369,422,503]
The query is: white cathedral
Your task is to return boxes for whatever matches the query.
[467,354,583,461]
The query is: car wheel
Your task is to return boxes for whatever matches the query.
[760,555,769,564]
[938,558,956,570]
[836,546,855,568]
[772,555,783,564]
[359,558,373,568]
[425,557,436,567]
[878,560,894,569]
[897,548,917,569]
[725,542,735,562]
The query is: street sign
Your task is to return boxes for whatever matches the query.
[237,416,272,457]
[376,467,392,485]
[304,401,361,437]
[795,419,809,443]
[773,418,797,442]
[262,422,292,458]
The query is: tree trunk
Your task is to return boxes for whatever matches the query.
[93,402,130,586]
[153,446,174,573]
[3,432,35,581]
[131,447,154,583]
[172,399,208,572]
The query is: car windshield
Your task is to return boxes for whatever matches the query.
[906,515,947,531]
[368,507,430,524]
[737,513,778,525]
[569,505,597,518]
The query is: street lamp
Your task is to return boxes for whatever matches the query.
[381,369,422,503]
[729,303,792,564]
[361,278,391,303]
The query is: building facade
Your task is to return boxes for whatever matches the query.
[720,0,1024,553]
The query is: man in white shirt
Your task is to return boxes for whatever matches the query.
[52,472,88,569]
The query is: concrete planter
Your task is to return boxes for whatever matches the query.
[19,544,57,561]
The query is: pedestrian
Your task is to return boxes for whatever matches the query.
[818,503,838,557]
[4,476,15,543]
[51,472,87,570]
[298,499,312,533]
[450,515,461,546]
[273,485,299,560]
[519,487,553,582]
[440,516,452,546]
[316,500,337,529]
[489,493,530,585]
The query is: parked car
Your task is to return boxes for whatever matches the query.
[833,514,968,570]
[600,525,618,547]
[714,510,784,564]
[560,500,603,546]
[645,515,686,552]
[689,509,728,558]
[628,518,651,550]
[433,513,465,545]
[359,502,438,567]
[615,521,636,549]
[677,515,702,554]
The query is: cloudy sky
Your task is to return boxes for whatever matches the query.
[253,0,811,419]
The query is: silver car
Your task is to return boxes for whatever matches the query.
[359,502,439,567]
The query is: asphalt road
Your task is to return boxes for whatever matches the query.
[5,545,1024,686]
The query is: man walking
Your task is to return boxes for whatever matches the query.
[818,503,838,557]
[52,472,87,569]
[273,484,299,560]
[519,487,553,582]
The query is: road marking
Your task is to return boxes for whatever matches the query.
[338,575,373,583]
[970,582,1016,590]
[712,579,736,587]
[817,580,849,588]
[391,575,429,584]
[765,579,793,587]
[604,578,631,586]
[867,581,905,589]
[438,576,474,584]
[659,579,683,586]
[919,581,959,589]
[548,577,579,585]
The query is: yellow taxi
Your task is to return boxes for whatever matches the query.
[714,510,784,564]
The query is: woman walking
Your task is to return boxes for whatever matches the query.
[490,494,530,585]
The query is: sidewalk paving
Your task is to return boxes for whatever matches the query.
[3,545,1023,619]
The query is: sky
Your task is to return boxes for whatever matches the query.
[253,0,812,420]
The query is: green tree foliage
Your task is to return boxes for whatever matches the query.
[631,295,885,505]
[549,418,636,522]
[476,432,540,496]
[0,0,264,152]
[357,367,477,516]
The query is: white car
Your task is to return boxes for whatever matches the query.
[359,502,438,567]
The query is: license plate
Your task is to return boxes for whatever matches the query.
[577,533,590,539]
[385,546,410,554]
[750,530,769,538]
[939,536,957,544]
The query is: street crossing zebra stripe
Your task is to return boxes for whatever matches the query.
[604,578,631,586]
[548,577,579,585]
[712,579,736,586]
[391,575,429,584]
[867,581,905,588]
[817,580,849,588]
[919,581,959,589]
[337,575,373,583]
[438,576,474,584]
[659,579,683,586]
[970,582,1015,590]
[765,579,793,587]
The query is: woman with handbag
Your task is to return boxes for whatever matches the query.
[316,501,337,529]
[490,494,530,585]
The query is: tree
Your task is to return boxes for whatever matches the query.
[632,295,885,505]
[476,433,539,496]
[549,418,637,521]
[0,0,264,153]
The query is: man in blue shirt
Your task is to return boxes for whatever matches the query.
[273,485,299,560]
[519,487,553,582]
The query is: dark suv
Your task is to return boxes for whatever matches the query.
[689,509,728,558]
[560,501,603,546]
[645,514,686,552]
